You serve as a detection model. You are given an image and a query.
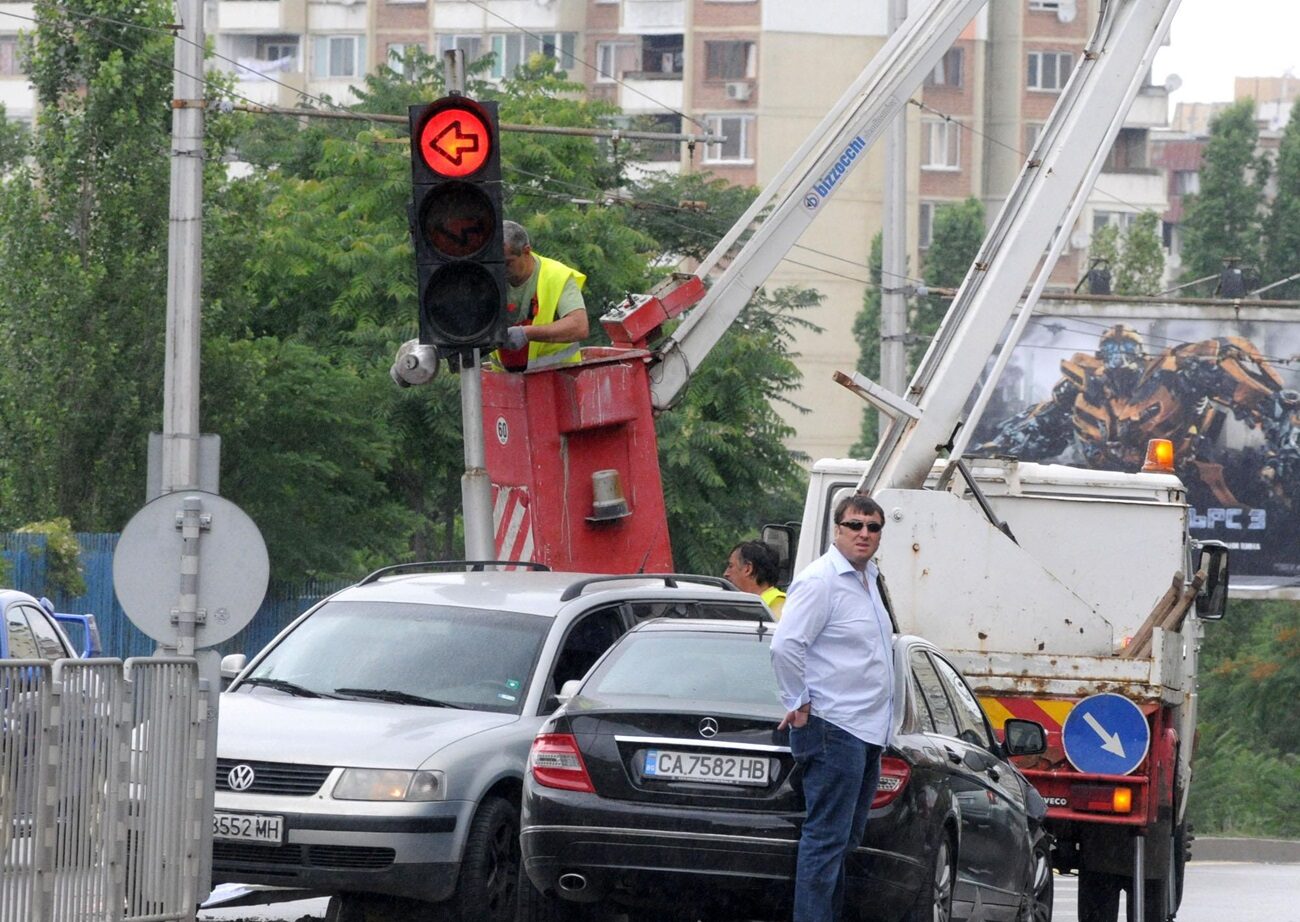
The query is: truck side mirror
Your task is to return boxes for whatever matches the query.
[557,678,583,707]
[1003,718,1047,757]
[1194,541,1229,621]
[761,523,799,589]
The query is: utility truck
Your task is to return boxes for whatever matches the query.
[469,0,1228,918]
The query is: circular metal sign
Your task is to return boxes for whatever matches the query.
[113,491,269,648]
[419,104,493,178]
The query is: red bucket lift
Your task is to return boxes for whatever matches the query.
[482,347,673,573]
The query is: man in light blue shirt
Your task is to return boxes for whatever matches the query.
[771,494,896,922]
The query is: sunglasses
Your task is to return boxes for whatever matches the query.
[838,519,883,533]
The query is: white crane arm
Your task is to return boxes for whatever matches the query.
[645,0,988,411]
[860,0,1182,493]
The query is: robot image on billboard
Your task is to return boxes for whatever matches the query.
[972,320,1300,582]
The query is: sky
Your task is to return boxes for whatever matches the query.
[1154,0,1300,105]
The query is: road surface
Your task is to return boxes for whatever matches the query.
[199,861,1300,921]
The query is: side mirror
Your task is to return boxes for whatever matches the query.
[1194,541,1229,621]
[1003,718,1047,757]
[219,653,247,689]
[761,523,800,589]
[557,679,583,707]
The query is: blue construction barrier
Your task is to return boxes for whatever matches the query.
[1,532,349,659]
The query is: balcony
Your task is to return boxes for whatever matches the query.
[622,0,685,35]
[1091,170,1167,212]
[1125,86,1169,130]
[618,74,683,115]
[233,70,306,107]
[215,0,307,34]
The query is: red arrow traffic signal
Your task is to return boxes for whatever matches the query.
[418,104,493,178]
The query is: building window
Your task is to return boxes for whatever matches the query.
[1092,210,1136,233]
[704,41,755,80]
[924,48,963,88]
[1024,122,1044,154]
[1027,51,1073,92]
[642,34,683,75]
[437,34,483,66]
[922,118,961,170]
[596,41,638,83]
[1173,170,1200,196]
[919,202,935,250]
[311,34,364,79]
[259,38,299,63]
[0,35,21,77]
[703,114,753,164]
[387,42,424,76]
[489,32,576,80]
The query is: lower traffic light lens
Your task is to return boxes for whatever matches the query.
[420,181,496,259]
[421,262,504,345]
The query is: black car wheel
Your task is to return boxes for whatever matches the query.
[454,796,521,922]
[906,833,955,922]
[1019,835,1054,922]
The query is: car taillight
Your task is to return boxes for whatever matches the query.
[529,733,595,793]
[872,756,911,807]
[1071,783,1133,814]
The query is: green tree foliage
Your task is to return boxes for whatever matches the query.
[1179,99,1270,283]
[1262,99,1300,300]
[0,0,176,531]
[851,233,884,457]
[1189,600,1300,836]
[15,518,85,598]
[915,197,985,371]
[658,287,816,574]
[1085,211,1165,296]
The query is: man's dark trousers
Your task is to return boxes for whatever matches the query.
[790,714,884,922]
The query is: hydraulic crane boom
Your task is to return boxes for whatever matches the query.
[637,0,989,410]
[861,0,1182,493]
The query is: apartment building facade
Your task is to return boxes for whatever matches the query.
[0,0,1172,459]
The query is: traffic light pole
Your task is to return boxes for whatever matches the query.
[442,50,495,561]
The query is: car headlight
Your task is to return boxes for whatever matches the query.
[332,769,444,802]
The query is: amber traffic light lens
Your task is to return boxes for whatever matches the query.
[420,182,496,259]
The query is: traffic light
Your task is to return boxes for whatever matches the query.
[408,96,507,352]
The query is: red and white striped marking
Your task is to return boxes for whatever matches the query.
[493,485,535,564]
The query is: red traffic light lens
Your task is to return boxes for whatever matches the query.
[421,262,504,345]
[420,181,496,259]
[418,105,493,178]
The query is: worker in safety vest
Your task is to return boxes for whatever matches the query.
[724,540,787,619]
[496,220,589,371]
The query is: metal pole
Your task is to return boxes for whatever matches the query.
[880,0,910,435]
[161,0,204,495]
[1133,830,1146,919]
[442,49,496,561]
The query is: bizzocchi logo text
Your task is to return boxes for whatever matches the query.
[803,136,868,211]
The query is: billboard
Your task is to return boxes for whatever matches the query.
[967,299,1300,592]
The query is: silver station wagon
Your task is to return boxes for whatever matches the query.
[211,562,770,922]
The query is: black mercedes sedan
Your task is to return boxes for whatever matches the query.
[518,619,1053,922]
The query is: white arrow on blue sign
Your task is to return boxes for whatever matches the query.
[1061,693,1150,776]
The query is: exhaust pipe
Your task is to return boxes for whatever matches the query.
[558,873,588,893]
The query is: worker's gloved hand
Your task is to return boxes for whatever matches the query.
[503,326,529,351]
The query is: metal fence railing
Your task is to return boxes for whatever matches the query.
[1,657,207,922]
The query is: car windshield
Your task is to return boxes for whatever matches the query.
[241,601,549,714]
[585,631,782,708]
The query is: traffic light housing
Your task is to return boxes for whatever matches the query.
[408,96,507,352]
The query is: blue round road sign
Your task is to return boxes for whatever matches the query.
[1061,693,1150,776]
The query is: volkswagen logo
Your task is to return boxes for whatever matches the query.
[227,764,256,792]
[698,717,719,739]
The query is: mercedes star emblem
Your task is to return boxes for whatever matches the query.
[698,717,719,738]
[227,764,256,791]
